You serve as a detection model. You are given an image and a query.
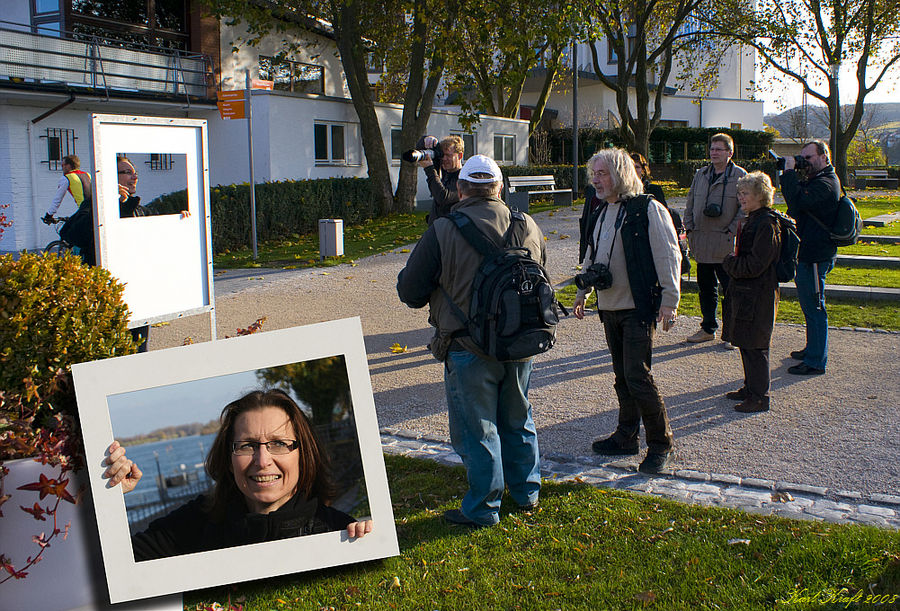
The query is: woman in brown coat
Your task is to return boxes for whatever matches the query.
[721,172,784,413]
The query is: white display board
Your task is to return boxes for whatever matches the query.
[71,318,399,604]
[91,115,214,327]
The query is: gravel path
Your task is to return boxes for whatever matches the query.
[151,205,900,497]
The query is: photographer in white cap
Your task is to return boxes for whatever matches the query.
[397,154,547,528]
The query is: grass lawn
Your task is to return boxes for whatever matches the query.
[840,241,900,258]
[185,455,900,611]
[213,212,428,270]
[557,285,900,331]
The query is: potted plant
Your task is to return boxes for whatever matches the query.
[0,249,136,604]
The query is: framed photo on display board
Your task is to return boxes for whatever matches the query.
[71,318,399,604]
[91,114,214,328]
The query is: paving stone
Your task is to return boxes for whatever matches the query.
[580,468,622,481]
[772,509,812,521]
[608,459,637,470]
[776,482,829,496]
[690,492,724,504]
[685,482,722,494]
[811,499,854,512]
[849,514,891,527]
[419,433,449,444]
[434,454,463,466]
[856,505,896,518]
[783,497,815,509]
[806,508,850,522]
[675,469,710,482]
[722,489,773,505]
[742,506,774,516]
[870,493,900,507]
[835,490,863,500]
[710,473,742,485]
[742,478,775,490]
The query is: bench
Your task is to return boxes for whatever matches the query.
[854,170,899,190]
[504,175,573,213]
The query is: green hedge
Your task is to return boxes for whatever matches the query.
[669,160,780,187]
[539,127,775,165]
[152,177,376,253]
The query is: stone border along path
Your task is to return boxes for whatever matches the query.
[381,430,900,529]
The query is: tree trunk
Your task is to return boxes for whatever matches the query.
[332,1,395,215]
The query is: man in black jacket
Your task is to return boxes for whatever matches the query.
[397,154,546,528]
[781,139,841,375]
[416,135,464,224]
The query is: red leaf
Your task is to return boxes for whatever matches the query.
[17,473,55,500]
[20,503,46,521]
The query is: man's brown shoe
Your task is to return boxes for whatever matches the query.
[735,396,770,413]
[687,329,715,343]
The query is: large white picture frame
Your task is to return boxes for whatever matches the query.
[91,114,214,327]
[71,318,399,604]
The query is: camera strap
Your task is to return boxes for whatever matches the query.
[705,162,732,210]
[590,202,626,268]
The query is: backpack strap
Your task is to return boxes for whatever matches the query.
[805,184,847,232]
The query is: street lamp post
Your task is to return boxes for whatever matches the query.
[829,62,841,169]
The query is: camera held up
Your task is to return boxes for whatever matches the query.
[402,144,444,164]
[768,149,808,171]
[574,262,613,291]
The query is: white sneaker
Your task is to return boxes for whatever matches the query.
[723,341,736,350]
[686,329,715,343]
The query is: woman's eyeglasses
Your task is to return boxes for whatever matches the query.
[231,440,299,455]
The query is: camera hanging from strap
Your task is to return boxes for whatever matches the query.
[588,202,627,268]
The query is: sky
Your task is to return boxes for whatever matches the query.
[106,370,261,438]
[756,63,900,115]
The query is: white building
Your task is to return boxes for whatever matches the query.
[519,39,763,132]
[0,1,528,253]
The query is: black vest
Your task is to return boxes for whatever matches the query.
[594,194,663,323]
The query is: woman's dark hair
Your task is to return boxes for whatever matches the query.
[630,152,653,183]
[205,389,336,518]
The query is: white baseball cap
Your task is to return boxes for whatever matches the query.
[459,154,502,183]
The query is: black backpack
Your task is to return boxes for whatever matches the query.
[442,210,559,361]
[807,187,862,247]
[770,209,800,283]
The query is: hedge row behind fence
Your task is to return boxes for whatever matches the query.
[151,177,376,253]
[538,127,775,166]
[503,160,781,190]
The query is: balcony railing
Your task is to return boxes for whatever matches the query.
[0,20,212,101]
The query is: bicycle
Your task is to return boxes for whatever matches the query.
[44,216,72,256]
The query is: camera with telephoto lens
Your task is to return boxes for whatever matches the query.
[768,149,808,171]
[402,144,444,164]
[575,262,613,291]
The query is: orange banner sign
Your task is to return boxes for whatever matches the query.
[217,100,246,120]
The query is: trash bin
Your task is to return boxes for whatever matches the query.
[318,218,344,259]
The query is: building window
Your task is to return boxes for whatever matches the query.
[390,128,402,160]
[315,123,346,163]
[69,0,189,49]
[259,56,324,94]
[146,153,174,170]
[41,127,76,170]
[31,0,61,36]
[493,134,515,164]
[657,119,689,128]
[731,122,742,130]
[451,132,476,160]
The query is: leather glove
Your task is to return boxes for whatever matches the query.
[42,213,54,225]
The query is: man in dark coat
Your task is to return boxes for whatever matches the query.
[781,139,840,375]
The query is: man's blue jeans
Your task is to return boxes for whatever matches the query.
[794,259,835,370]
[444,350,541,526]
